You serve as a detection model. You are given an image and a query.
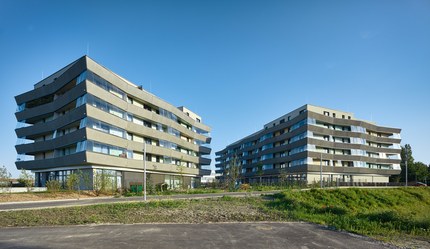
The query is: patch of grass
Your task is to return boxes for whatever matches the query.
[267,188,430,241]
[0,197,285,227]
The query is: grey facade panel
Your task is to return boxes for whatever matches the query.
[15,57,86,105]
[16,105,86,138]
[16,152,87,170]
[16,128,86,155]
[15,82,86,122]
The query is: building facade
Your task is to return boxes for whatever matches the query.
[216,105,401,185]
[15,56,211,189]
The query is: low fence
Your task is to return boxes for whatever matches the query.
[0,187,47,193]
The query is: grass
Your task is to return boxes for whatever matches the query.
[1,187,429,244]
[266,187,430,241]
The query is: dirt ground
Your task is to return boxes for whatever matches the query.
[0,191,111,203]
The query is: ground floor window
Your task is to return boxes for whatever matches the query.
[34,168,122,191]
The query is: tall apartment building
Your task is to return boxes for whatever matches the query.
[15,56,211,189]
[216,104,401,184]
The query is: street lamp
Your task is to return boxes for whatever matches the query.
[405,146,408,187]
[143,142,147,201]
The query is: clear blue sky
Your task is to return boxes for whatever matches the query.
[1,0,429,177]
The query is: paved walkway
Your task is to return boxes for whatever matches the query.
[0,191,280,211]
[0,222,395,249]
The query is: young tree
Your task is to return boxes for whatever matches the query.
[66,172,79,191]
[18,169,34,192]
[279,168,288,188]
[93,170,113,196]
[223,155,241,191]
[176,163,186,190]
[256,163,264,185]
[0,166,12,193]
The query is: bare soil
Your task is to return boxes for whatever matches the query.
[0,191,111,203]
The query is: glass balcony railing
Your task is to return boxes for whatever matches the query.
[201,154,211,160]
[16,121,33,129]
[16,154,35,162]
[389,144,401,149]
[16,138,33,145]
[389,133,401,139]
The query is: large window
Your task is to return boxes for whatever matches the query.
[259,133,273,142]
[289,132,308,144]
[289,145,307,155]
[351,137,366,145]
[84,118,126,138]
[87,140,132,158]
[351,126,366,133]
[86,71,126,100]
[262,143,273,151]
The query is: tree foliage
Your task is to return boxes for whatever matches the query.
[0,166,12,192]
[18,169,34,192]
[66,172,79,191]
[391,144,429,183]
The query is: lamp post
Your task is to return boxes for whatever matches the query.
[405,146,408,187]
[320,152,323,188]
[143,142,147,201]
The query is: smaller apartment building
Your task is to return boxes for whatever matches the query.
[216,105,401,184]
[15,56,211,190]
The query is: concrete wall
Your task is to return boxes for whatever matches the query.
[0,187,47,193]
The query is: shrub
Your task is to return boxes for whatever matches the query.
[18,169,34,192]
[46,180,61,193]
[239,184,251,191]
[66,173,79,191]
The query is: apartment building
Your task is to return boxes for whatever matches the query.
[215,105,401,184]
[15,56,211,189]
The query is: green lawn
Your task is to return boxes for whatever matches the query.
[266,187,430,241]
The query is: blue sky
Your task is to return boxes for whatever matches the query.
[1,0,429,177]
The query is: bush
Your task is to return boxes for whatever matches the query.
[240,184,251,191]
[66,173,79,191]
[46,180,61,193]
[18,169,34,192]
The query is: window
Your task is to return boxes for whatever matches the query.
[323,111,330,116]
[289,132,308,143]
[280,119,285,124]
[259,133,273,142]
[333,113,336,118]
[262,164,273,170]
[290,119,307,131]
[262,144,273,151]
[351,126,366,133]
